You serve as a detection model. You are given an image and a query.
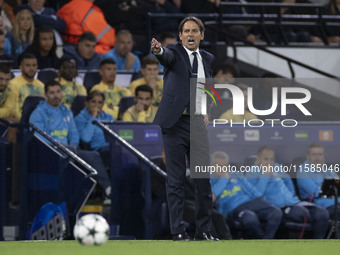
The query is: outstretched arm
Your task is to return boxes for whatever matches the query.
[150,38,176,68]
[151,38,162,54]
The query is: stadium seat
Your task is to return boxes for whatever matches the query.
[117,96,135,120]
[278,220,314,239]
[83,71,101,92]
[0,137,7,240]
[290,157,307,200]
[0,121,8,138]
[130,71,143,83]
[210,97,233,120]
[244,156,256,167]
[20,96,46,124]
[71,95,86,117]
[18,134,96,239]
[227,213,314,239]
[37,68,58,84]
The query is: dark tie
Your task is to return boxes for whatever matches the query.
[189,52,198,114]
[192,52,198,78]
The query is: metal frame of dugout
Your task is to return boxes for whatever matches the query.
[94,121,167,240]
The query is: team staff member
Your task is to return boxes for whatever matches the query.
[122,85,157,123]
[57,0,115,54]
[29,81,111,203]
[151,16,217,241]
[0,63,17,121]
[9,53,44,120]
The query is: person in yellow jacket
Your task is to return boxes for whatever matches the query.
[219,83,258,122]
[56,58,87,109]
[90,59,131,119]
[9,53,44,120]
[0,63,18,122]
[123,84,157,123]
[57,0,116,54]
[130,55,163,106]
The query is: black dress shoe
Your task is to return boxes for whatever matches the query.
[194,232,219,241]
[172,232,192,241]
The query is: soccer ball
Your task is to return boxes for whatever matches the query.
[73,214,110,245]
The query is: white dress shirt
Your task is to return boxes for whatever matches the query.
[182,45,206,115]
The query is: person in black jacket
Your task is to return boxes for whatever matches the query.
[23,26,60,69]
[151,16,217,241]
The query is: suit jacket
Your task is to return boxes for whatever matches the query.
[153,43,214,129]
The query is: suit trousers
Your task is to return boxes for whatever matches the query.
[162,114,212,234]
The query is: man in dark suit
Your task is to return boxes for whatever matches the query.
[151,16,217,241]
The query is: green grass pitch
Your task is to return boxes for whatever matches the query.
[1,240,340,255]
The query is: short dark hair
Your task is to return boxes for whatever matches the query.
[79,32,96,43]
[116,30,132,38]
[217,63,238,78]
[0,55,13,72]
[237,83,248,91]
[135,84,153,98]
[44,80,61,93]
[19,53,37,65]
[86,90,105,102]
[307,143,324,154]
[60,57,77,67]
[100,58,116,68]
[0,63,11,74]
[257,146,274,156]
[0,30,4,36]
[37,26,54,34]
[159,31,177,43]
[178,16,205,33]
[141,56,159,68]
[31,26,57,56]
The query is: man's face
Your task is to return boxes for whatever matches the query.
[212,156,229,178]
[0,71,11,93]
[45,85,62,107]
[136,91,152,111]
[99,63,116,84]
[0,34,5,55]
[115,34,133,58]
[20,58,38,80]
[213,157,228,168]
[179,21,204,51]
[307,147,325,165]
[141,64,159,79]
[214,71,235,84]
[28,0,45,11]
[78,40,96,60]
[39,32,54,53]
[257,149,275,169]
[85,95,104,112]
[60,60,77,81]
